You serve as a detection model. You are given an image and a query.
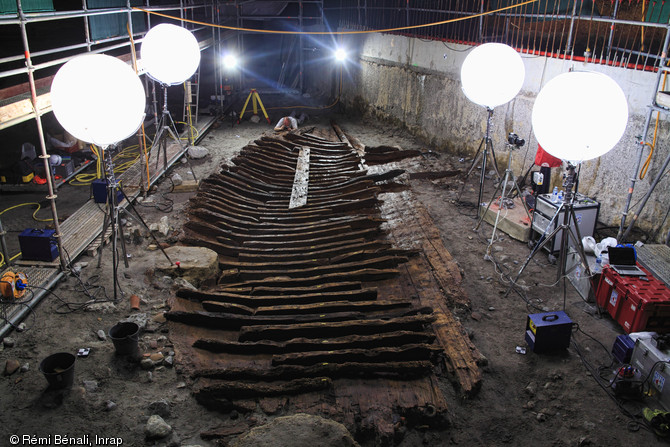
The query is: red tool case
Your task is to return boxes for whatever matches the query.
[595,266,670,334]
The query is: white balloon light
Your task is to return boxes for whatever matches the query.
[51,54,146,146]
[461,43,525,109]
[531,71,629,164]
[141,23,201,85]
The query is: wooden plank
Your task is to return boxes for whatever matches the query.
[272,344,442,366]
[253,299,410,315]
[193,331,435,354]
[177,287,377,306]
[219,256,408,281]
[165,309,371,329]
[193,360,434,380]
[194,377,332,400]
[238,314,435,342]
[217,268,400,287]
[218,281,364,296]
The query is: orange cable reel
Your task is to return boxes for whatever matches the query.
[0,271,28,300]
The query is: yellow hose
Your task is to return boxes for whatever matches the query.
[0,202,52,222]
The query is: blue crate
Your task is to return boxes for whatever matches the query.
[18,228,58,262]
[612,334,635,364]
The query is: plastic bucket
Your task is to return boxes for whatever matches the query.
[108,321,140,356]
[39,352,76,389]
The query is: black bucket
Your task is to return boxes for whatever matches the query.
[39,352,76,389]
[108,321,140,356]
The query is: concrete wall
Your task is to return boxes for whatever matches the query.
[333,33,670,243]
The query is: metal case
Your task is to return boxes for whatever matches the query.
[531,193,599,254]
[630,337,670,411]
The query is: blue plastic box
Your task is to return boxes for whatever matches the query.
[612,334,635,364]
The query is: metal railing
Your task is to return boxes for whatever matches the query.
[334,0,670,72]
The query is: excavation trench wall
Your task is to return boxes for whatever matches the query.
[308,32,670,241]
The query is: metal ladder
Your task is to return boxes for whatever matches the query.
[183,67,200,141]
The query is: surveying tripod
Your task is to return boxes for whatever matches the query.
[238,88,270,124]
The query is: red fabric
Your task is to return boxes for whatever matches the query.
[534,144,563,168]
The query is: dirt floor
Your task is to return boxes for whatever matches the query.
[0,112,667,446]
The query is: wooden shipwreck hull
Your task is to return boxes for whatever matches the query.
[168,126,483,444]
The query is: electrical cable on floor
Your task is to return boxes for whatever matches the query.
[136,175,175,213]
[69,144,144,186]
[0,202,53,222]
[0,282,38,332]
[569,326,656,436]
[0,252,21,268]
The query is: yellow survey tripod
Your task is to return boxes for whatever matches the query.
[238,88,270,124]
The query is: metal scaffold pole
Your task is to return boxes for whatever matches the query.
[17,0,68,271]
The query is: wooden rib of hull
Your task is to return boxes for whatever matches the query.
[193,331,434,354]
[193,360,433,381]
[238,314,435,342]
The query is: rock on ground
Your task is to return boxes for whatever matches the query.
[229,413,359,447]
[153,246,219,287]
[187,146,209,159]
[145,414,172,439]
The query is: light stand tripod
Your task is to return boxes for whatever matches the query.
[474,138,531,238]
[458,107,501,209]
[96,146,173,301]
[149,84,198,182]
[504,163,592,302]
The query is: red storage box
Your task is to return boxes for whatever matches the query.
[596,265,670,334]
[596,268,617,309]
[616,281,670,333]
[607,282,627,321]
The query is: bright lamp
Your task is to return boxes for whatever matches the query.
[141,24,201,85]
[531,71,628,163]
[335,48,347,62]
[223,53,238,69]
[51,54,146,146]
[461,43,525,109]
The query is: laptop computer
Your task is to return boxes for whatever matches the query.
[607,247,647,276]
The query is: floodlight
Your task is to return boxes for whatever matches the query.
[458,43,525,214]
[531,71,628,164]
[461,43,525,109]
[223,53,238,70]
[50,54,146,146]
[335,48,347,62]
[141,23,201,85]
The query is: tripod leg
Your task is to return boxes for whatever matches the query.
[96,199,111,269]
[504,204,566,298]
[118,186,173,266]
[504,225,564,298]
[164,114,198,183]
[114,202,130,269]
[238,91,252,124]
[466,138,486,177]
[473,171,504,231]
[487,143,501,181]
[457,137,485,202]
[566,206,592,277]
[255,92,271,123]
